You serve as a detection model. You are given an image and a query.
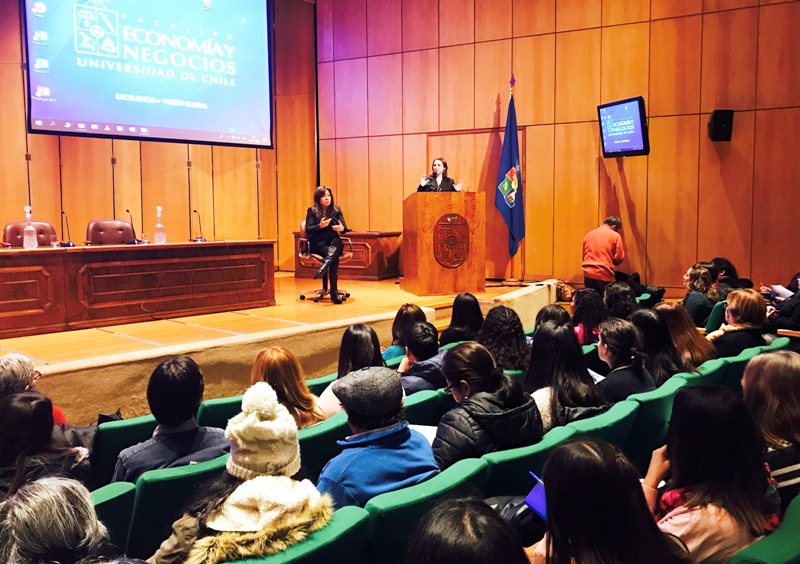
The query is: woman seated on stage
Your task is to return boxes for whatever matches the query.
[250,346,325,429]
[305,186,349,304]
[417,157,462,192]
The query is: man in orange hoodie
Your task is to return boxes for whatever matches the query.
[582,216,625,294]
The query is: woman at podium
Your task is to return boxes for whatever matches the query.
[306,186,349,304]
[418,158,462,192]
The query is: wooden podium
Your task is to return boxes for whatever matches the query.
[402,192,485,296]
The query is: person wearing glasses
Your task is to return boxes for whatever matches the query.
[0,353,67,424]
[431,342,543,470]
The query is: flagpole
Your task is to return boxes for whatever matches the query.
[503,74,524,287]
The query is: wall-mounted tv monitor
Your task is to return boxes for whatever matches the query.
[597,96,650,158]
[22,0,273,148]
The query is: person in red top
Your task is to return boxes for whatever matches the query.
[582,216,625,294]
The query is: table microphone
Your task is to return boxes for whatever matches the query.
[60,211,75,247]
[192,209,207,242]
[125,208,140,244]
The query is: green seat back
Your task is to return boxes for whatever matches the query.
[196,395,242,429]
[582,343,609,376]
[385,355,404,369]
[236,506,374,564]
[482,426,576,497]
[298,412,350,482]
[524,326,535,337]
[404,390,443,426]
[763,336,791,353]
[439,340,472,351]
[730,494,800,563]
[92,415,158,488]
[705,300,727,332]
[306,372,337,396]
[635,292,651,304]
[566,400,640,449]
[92,481,136,551]
[682,358,728,387]
[504,369,526,384]
[126,453,229,558]
[718,346,762,398]
[364,458,489,562]
[623,377,688,475]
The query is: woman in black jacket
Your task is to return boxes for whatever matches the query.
[432,343,542,470]
[305,186,349,304]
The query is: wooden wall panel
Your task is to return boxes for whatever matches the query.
[275,0,315,96]
[553,123,600,283]
[402,134,428,199]
[333,0,367,60]
[513,35,555,126]
[649,16,702,117]
[752,108,800,283]
[646,115,700,288]
[402,0,438,51]
[440,45,475,131]
[524,125,555,278]
[651,0,702,20]
[319,139,337,188]
[473,131,508,279]
[27,135,61,234]
[258,148,278,242]
[701,8,758,113]
[367,0,402,56]
[335,138,370,231]
[141,142,188,243]
[212,148,258,241]
[512,0,555,36]
[474,40,512,129]
[757,2,800,109]
[697,111,754,276]
[556,0,601,32]
[369,136,406,232]
[704,0,757,12]
[112,140,142,232]
[189,145,214,242]
[555,29,601,123]
[368,54,403,136]
[61,138,114,243]
[318,63,336,140]
[0,65,29,230]
[0,0,21,64]
[403,49,439,133]
[601,23,649,104]
[440,0,475,46]
[602,0,650,26]
[334,58,369,138]
[316,0,334,62]
[476,0,512,42]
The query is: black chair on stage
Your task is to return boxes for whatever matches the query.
[297,220,353,302]
[86,220,135,245]
[2,220,57,247]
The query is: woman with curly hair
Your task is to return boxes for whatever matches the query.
[604,282,639,320]
[476,305,530,372]
[571,288,608,345]
[682,264,718,326]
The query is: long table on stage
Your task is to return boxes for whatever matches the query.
[0,240,275,338]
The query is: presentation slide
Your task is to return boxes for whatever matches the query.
[599,101,645,154]
[24,0,272,147]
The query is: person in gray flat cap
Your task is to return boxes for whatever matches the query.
[316,366,439,508]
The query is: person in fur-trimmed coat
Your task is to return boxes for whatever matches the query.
[148,382,332,564]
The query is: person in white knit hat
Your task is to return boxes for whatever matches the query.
[148,382,332,564]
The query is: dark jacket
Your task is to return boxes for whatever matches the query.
[418,175,457,192]
[767,291,800,332]
[713,328,766,358]
[683,291,715,327]
[596,365,656,403]
[439,327,477,347]
[432,391,543,470]
[400,349,447,395]
[305,206,349,254]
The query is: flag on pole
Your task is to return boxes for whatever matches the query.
[495,93,525,257]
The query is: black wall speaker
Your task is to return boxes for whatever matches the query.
[708,109,734,142]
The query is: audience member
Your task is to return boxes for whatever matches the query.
[432,343,542,470]
[524,321,608,432]
[682,264,718,326]
[630,309,694,386]
[706,289,767,357]
[317,324,385,417]
[398,321,447,394]
[0,391,91,495]
[526,439,691,564]
[112,356,229,483]
[581,216,625,294]
[655,302,717,368]
[534,304,571,328]
[407,497,529,564]
[712,257,753,299]
[743,351,800,512]
[316,367,438,508]
[477,305,530,372]
[643,386,779,562]
[439,292,484,347]
[250,346,325,428]
[150,382,332,563]
[382,303,426,361]
[596,318,655,402]
[604,281,639,320]
[765,285,800,332]
[570,288,607,345]
[0,353,67,424]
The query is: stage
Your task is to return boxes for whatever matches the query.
[1,273,554,424]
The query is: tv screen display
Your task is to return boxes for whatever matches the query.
[22,0,273,148]
[597,96,650,158]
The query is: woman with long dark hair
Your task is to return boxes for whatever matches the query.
[596,318,655,402]
[655,302,717,368]
[476,305,530,372]
[643,386,780,562]
[630,309,694,386]
[432,343,542,470]
[571,288,607,345]
[305,186,349,304]
[382,303,426,361]
[524,321,608,431]
[439,292,484,346]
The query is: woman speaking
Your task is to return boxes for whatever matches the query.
[305,186,349,304]
[418,157,462,192]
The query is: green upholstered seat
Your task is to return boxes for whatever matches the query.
[92,481,136,552]
[730,494,800,563]
[306,372,337,396]
[196,394,242,429]
[482,426,576,497]
[681,357,728,387]
[298,411,350,482]
[92,415,158,488]
[439,340,471,351]
[718,346,762,398]
[504,369,526,384]
[635,292,652,304]
[705,300,727,332]
[404,389,444,426]
[566,400,639,449]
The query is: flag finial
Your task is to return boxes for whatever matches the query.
[509,74,516,90]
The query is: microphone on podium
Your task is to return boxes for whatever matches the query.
[60,211,75,247]
[125,208,140,244]
[192,209,207,242]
